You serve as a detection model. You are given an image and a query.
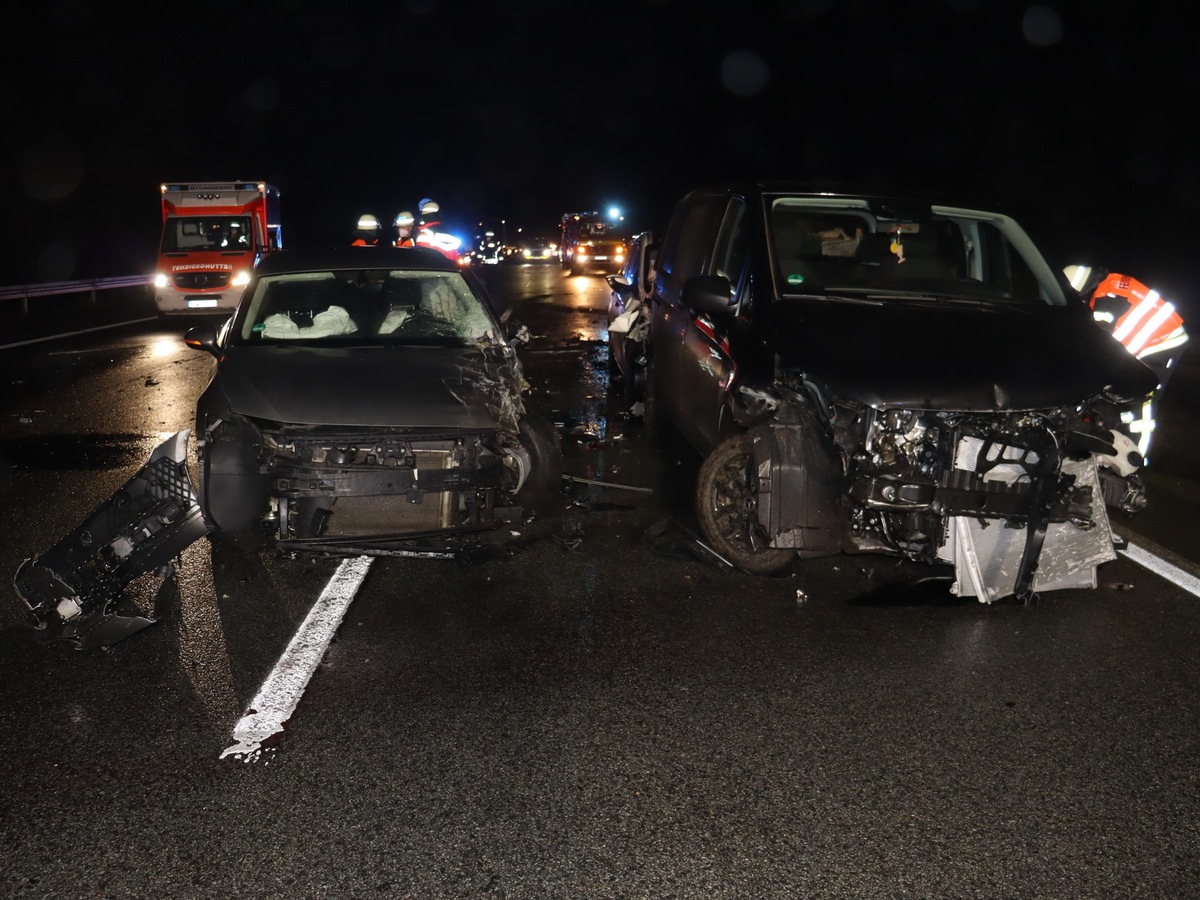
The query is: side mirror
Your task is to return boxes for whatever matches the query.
[606,274,634,294]
[184,325,221,358]
[681,274,734,316]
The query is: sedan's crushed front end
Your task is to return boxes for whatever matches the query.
[212,419,528,556]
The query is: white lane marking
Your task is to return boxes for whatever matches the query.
[1119,542,1200,599]
[0,316,159,350]
[221,556,373,762]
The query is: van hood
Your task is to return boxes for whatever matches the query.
[763,298,1156,410]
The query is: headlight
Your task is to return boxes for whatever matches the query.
[154,272,169,289]
[232,270,251,287]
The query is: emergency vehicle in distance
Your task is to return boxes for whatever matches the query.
[560,210,627,275]
[153,181,282,315]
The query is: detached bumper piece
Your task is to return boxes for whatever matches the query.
[13,430,209,649]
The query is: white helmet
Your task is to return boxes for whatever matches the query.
[394,211,415,227]
[356,214,380,230]
[419,199,440,216]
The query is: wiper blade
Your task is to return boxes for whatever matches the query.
[853,292,1036,313]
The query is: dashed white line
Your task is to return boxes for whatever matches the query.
[1119,542,1200,599]
[221,555,373,762]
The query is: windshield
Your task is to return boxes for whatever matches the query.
[769,197,1067,306]
[161,216,253,252]
[232,269,499,346]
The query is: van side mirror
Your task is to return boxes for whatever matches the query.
[681,274,734,315]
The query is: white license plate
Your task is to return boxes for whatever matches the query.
[187,298,221,309]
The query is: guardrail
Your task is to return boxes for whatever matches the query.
[0,275,152,313]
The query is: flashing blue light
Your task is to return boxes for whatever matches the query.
[608,206,621,219]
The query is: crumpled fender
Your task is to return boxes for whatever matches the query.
[13,430,210,649]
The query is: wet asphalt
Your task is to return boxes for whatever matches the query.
[1,268,1199,898]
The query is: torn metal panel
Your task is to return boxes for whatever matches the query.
[13,430,210,648]
[940,457,1117,603]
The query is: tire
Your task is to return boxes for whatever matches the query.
[606,336,641,409]
[622,342,646,408]
[641,352,663,444]
[695,432,796,576]
[515,413,564,513]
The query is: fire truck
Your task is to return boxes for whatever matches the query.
[153,181,282,315]
[560,210,626,275]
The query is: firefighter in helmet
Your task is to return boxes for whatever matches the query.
[413,199,461,261]
[352,214,381,247]
[394,211,416,248]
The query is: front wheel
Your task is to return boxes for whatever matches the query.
[514,413,564,514]
[695,433,796,575]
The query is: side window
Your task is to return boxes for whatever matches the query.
[656,193,728,302]
[712,199,748,285]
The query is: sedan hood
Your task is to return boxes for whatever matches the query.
[213,345,513,429]
[764,299,1156,410]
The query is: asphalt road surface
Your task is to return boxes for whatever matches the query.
[1,266,1199,898]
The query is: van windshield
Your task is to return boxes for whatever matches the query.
[769,198,1067,306]
[161,216,253,252]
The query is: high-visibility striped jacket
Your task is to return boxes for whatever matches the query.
[1089,273,1188,361]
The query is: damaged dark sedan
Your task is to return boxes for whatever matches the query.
[14,247,561,646]
[187,246,561,553]
[643,184,1157,601]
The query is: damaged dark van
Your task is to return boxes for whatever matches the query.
[642,184,1156,601]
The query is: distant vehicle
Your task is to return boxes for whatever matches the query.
[560,211,627,275]
[642,182,1156,601]
[517,236,557,263]
[605,231,657,406]
[153,181,282,316]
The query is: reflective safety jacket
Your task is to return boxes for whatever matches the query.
[1090,273,1188,361]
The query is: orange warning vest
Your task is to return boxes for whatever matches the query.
[1090,273,1188,360]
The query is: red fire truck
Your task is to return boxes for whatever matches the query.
[153,181,282,315]
[560,210,626,275]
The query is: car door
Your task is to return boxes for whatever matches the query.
[677,196,749,452]
[648,191,729,438]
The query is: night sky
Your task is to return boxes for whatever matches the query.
[3,0,1197,317]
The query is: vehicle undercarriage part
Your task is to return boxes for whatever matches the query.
[750,419,844,557]
[259,427,510,549]
[13,430,209,648]
[939,456,1115,602]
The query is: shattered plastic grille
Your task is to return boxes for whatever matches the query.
[146,456,199,505]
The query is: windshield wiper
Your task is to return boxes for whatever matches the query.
[852,292,1037,313]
